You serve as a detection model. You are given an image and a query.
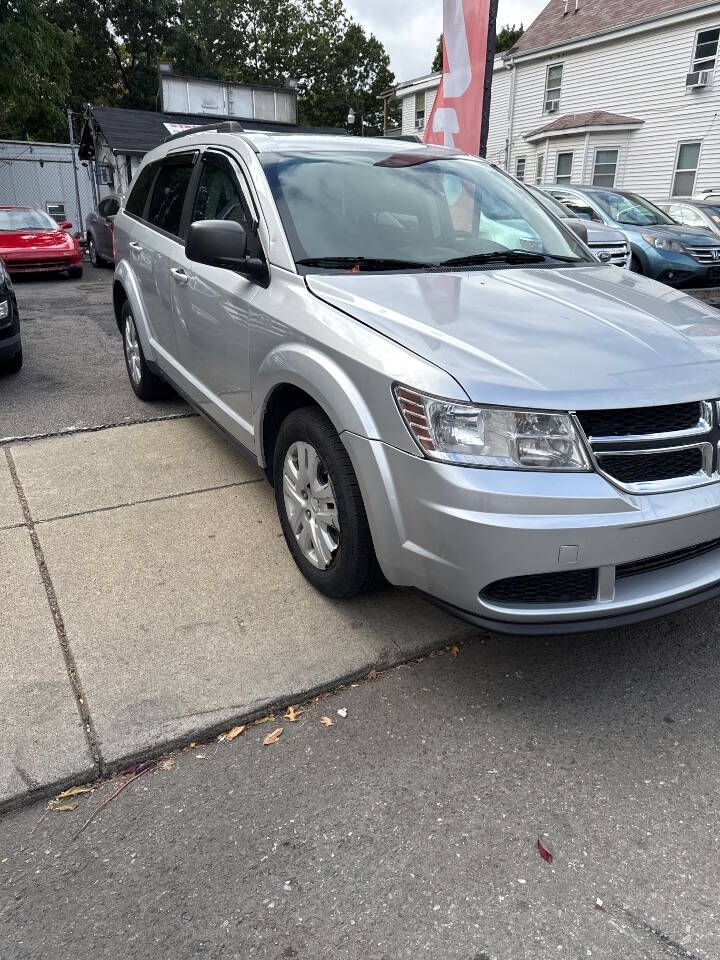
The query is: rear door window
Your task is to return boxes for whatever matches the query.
[146,157,196,238]
[125,163,158,218]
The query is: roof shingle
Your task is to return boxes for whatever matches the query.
[526,109,643,139]
[512,0,714,56]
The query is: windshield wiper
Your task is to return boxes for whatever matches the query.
[296,256,431,271]
[439,250,582,267]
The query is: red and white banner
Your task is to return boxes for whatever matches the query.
[424,0,491,154]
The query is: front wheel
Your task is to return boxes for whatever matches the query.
[630,254,644,274]
[0,346,22,375]
[273,406,383,598]
[87,235,103,267]
[67,266,83,279]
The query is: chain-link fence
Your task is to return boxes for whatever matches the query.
[0,140,95,234]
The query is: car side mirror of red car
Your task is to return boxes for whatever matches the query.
[60,220,72,230]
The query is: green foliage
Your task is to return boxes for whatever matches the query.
[0,0,72,139]
[432,34,443,73]
[496,23,523,53]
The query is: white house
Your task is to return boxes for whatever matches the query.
[387,0,720,201]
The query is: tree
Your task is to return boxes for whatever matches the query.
[0,0,72,140]
[432,34,443,73]
[496,22,523,53]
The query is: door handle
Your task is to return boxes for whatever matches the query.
[129,241,142,251]
[170,267,189,285]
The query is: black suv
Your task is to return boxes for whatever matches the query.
[0,258,22,374]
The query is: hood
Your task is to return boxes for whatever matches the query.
[584,224,626,244]
[0,229,76,253]
[633,223,718,245]
[307,266,720,410]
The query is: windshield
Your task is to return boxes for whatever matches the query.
[701,204,720,225]
[0,209,59,231]
[526,186,571,219]
[261,149,590,270]
[590,190,674,227]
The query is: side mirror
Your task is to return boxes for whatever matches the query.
[563,218,588,244]
[60,220,73,230]
[185,219,268,285]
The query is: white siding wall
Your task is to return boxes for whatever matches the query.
[486,67,511,165]
[401,95,415,135]
[508,13,720,199]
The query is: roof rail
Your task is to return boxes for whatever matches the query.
[377,133,424,143]
[163,120,245,144]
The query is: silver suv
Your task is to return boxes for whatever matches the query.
[113,126,720,634]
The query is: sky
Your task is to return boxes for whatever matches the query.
[344,0,548,82]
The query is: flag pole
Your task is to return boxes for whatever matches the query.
[479,0,499,157]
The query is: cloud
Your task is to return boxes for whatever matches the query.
[344,0,547,81]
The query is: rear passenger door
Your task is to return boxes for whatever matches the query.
[170,149,266,447]
[130,153,197,359]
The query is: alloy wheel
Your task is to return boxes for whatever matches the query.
[124,316,142,386]
[282,441,340,570]
[88,238,97,266]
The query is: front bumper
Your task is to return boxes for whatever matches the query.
[0,295,20,359]
[640,245,720,287]
[344,433,720,634]
[3,253,82,274]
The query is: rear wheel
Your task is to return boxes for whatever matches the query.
[87,235,104,267]
[121,301,168,401]
[0,346,22,375]
[273,406,383,598]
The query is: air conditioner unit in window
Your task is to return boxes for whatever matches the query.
[545,99,559,113]
[686,70,711,89]
[415,118,425,130]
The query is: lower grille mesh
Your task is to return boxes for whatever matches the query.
[596,447,704,484]
[482,568,597,605]
[617,536,720,580]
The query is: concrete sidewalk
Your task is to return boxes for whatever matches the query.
[0,417,476,809]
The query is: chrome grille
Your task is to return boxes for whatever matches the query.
[588,241,630,267]
[685,245,720,264]
[574,400,719,493]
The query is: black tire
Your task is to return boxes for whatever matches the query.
[273,405,383,599]
[67,266,83,279]
[630,254,644,274]
[0,346,22,375]
[120,300,169,401]
[87,235,103,267]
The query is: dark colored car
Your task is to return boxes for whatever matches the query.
[85,194,120,266]
[657,198,720,239]
[0,258,22,374]
[0,207,83,278]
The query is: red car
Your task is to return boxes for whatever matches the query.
[0,207,83,278]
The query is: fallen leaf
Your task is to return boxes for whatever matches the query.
[52,801,79,813]
[320,716,333,727]
[254,715,275,725]
[56,785,93,800]
[336,708,348,719]
[263,727,283,745]
[284,706,303,722]
[220,725,245,742]
[159,757,176,771]
[449,643,460,658]
[537,836,553,864]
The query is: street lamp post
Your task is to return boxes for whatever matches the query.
[347,108,366,136]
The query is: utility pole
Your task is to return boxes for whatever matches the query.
[67,109,84,229]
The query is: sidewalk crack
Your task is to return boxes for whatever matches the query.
[4,447,104,774]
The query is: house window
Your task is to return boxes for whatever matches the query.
[592,149,618,187]
[535,153,545,184]
[544,64,563,113]
[672,142,701,196]
[415,92,425,130]
[515,157,526,182]
[555,151,573,184]
[46,203,66,223]
[692,27,719,71]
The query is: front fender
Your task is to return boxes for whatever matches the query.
[253,344,381,467]
[113,259,156,362]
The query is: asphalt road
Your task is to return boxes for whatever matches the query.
[1,264,187,441]
[3,616,720,960]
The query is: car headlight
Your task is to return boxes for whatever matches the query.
[0,300,8,320]
[394,386,591,470]
[642,235,687,253]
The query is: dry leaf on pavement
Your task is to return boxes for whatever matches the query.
[320,716,333,727]
[449,643,460,657]
[159,757,176,771]
[284,706,303,722]
[220,725,245,742]
[56,785,93,800]
[51,801,79,813]
[263,727,283,745]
